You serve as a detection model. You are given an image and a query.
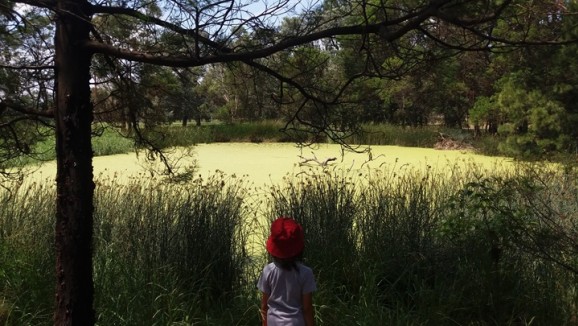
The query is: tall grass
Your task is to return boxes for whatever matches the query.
[92,171,254,325]
[348,124,442,147]
[0,172,256,325]
[266,163,578,325]
[267,170,361,306]
[0,180,55,325]
[1,163,577,325]
[91,125,135,156]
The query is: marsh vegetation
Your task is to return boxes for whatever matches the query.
[1,140,577,325]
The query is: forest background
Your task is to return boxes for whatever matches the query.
[4,1,578,162]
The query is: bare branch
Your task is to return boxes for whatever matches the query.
[12,0,56,10]
[0,64,55,70]
[299,152,337,167]
[84,11,434,66]
[1,99,54,118]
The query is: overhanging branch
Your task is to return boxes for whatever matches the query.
[0,64,55,70]
[1,100,54,118]
[84,4,437,66]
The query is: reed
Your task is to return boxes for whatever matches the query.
[0,179,55,325]
[92,171,250,325]
[265,163,578,325]
[0,172,253,325]
[149,120,289,147]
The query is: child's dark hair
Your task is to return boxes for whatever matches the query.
[272,250,303,272]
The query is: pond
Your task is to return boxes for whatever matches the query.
[28,142,513,186]
[20,142,516,263]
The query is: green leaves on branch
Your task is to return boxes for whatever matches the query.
[494,77,567,157]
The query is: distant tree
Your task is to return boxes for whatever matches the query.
[470,95,499,135]
[170,68,205,126]
[485,0,578,154]
[496,76,566,156]
[197,64,233,122]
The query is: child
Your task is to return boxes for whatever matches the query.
[258,217,317,326]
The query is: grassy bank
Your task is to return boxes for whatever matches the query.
[150,122,489,151]
[1,163,577,325]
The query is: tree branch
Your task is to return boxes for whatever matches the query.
[84,4,436,66]
[1,100,54,118]
[12,0,56,10]
[0,64,55,70]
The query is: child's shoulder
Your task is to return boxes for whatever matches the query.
[263,261,276,269]
[297,262,314,273]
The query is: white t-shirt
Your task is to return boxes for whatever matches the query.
[257,262,317,326]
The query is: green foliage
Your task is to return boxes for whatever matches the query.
[439,168,578,323]
[496,77,567,157]
[470,96,499,131]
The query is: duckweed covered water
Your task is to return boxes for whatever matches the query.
[28,143,513,186]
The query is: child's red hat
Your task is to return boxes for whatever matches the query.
[266,217,304,259]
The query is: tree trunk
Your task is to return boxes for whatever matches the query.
[54,0,95,324]
[182,113,188,127]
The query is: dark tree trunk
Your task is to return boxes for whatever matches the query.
[488,118,498,134]
[54,0,95,324]
[182,113,188,127]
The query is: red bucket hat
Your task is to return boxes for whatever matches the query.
[266,217,304,259]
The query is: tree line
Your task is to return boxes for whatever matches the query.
[90,1,578,157]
